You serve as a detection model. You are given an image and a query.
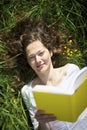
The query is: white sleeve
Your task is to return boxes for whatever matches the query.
[66,63,80,75]
[21,84,39,130]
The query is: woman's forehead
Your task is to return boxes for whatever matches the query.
[26,40,47,55]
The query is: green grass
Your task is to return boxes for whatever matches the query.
[0,0,87,129]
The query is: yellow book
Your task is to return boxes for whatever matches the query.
[32,67,87,122]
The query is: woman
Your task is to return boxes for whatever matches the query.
[20,22,87,130]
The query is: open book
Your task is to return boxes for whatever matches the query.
[32,67,87,122]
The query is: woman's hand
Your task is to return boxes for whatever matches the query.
[35,109,56,123]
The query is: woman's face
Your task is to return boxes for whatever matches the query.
[26,40,53,75]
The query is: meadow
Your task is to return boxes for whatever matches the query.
[0,0,87,129]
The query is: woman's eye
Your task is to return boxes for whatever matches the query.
[29,56,35,61]
[38,51,44,56]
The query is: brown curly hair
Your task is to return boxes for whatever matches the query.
[20,20,60,57]
[4,17,66,83]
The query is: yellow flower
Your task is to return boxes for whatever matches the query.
[68,40,72,44]
[66,48,70,53]
[64,46,67,49]
[70,51,73,54]
[74,49,78,52]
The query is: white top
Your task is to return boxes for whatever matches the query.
[21,63,81,130]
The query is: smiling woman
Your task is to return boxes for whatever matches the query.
[20,23,62,86]
[19,19,87,130]
[5,17,87,130]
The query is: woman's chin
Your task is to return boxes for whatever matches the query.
[37,65,47,73]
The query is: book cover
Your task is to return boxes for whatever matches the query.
[32,67,87,122]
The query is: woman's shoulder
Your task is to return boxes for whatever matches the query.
[56,63,80,72]
[64,63,80,74]
[21,78,39,95]
[21,81,33,95]
[66,63,80,69]
[56,63,80,76]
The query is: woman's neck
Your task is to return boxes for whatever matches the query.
[37,66,67,86]
[37,65,55,85]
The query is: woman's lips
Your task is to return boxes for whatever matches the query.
[37,63,45,69]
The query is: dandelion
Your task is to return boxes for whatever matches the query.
[74,49,78,52]
[64,46,67,49]
[70,51,73,54]
[66,48,70,53]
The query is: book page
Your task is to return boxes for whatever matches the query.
[71,67,87,91]
[33,67,87,95]
[33,84,74,95]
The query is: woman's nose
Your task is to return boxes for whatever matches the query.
[35,55,41,63]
